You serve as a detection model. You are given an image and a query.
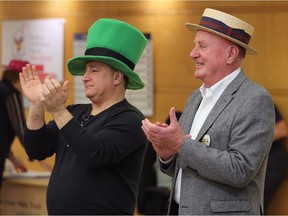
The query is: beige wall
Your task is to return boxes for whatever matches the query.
[1,1,288,214]
[1,0,288,175]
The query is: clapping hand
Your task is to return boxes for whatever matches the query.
[141,107,191,160]
[19,64,43,104]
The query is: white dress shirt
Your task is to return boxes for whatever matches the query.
[173,68,241,203]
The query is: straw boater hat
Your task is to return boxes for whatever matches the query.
[185,8,257,55]
[67,18,147,90]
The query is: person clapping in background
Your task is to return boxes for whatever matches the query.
[0,59,52,192]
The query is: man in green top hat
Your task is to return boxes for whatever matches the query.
[19,18,148,214]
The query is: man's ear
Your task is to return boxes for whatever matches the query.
[227,45,239,64]
[114,72,119,80]
[114,71,124,81]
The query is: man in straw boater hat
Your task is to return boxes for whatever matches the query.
[19,18,148,214]
[142,8,275,215]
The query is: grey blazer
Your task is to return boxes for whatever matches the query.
[161,71,275,215]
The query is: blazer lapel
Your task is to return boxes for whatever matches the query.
[181,90,203,135]
[196,71,247,141]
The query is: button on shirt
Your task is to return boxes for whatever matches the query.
[173,68,241,204]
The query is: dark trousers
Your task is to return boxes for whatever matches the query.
[169,199,179,215]
[139,186,170,215]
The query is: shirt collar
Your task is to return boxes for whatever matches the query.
[200,68,241,102]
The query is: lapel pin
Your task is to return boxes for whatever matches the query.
[201,134,211,146]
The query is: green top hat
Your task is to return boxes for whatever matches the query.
[67,18,147,90]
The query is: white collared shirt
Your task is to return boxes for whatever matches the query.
[173,68,241,204]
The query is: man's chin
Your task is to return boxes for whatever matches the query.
[194,72,204,79]
[85,93,92,100]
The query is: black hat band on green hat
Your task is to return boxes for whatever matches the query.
[85,47,135,70]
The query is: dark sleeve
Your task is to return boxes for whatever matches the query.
[24,122,58,160]
[274,104,283,123]
[24,104,76,160]
[6,93,25,144]
[60,109,147,168]
[6,93,29,160]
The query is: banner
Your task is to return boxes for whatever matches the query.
[2,18,65,82]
